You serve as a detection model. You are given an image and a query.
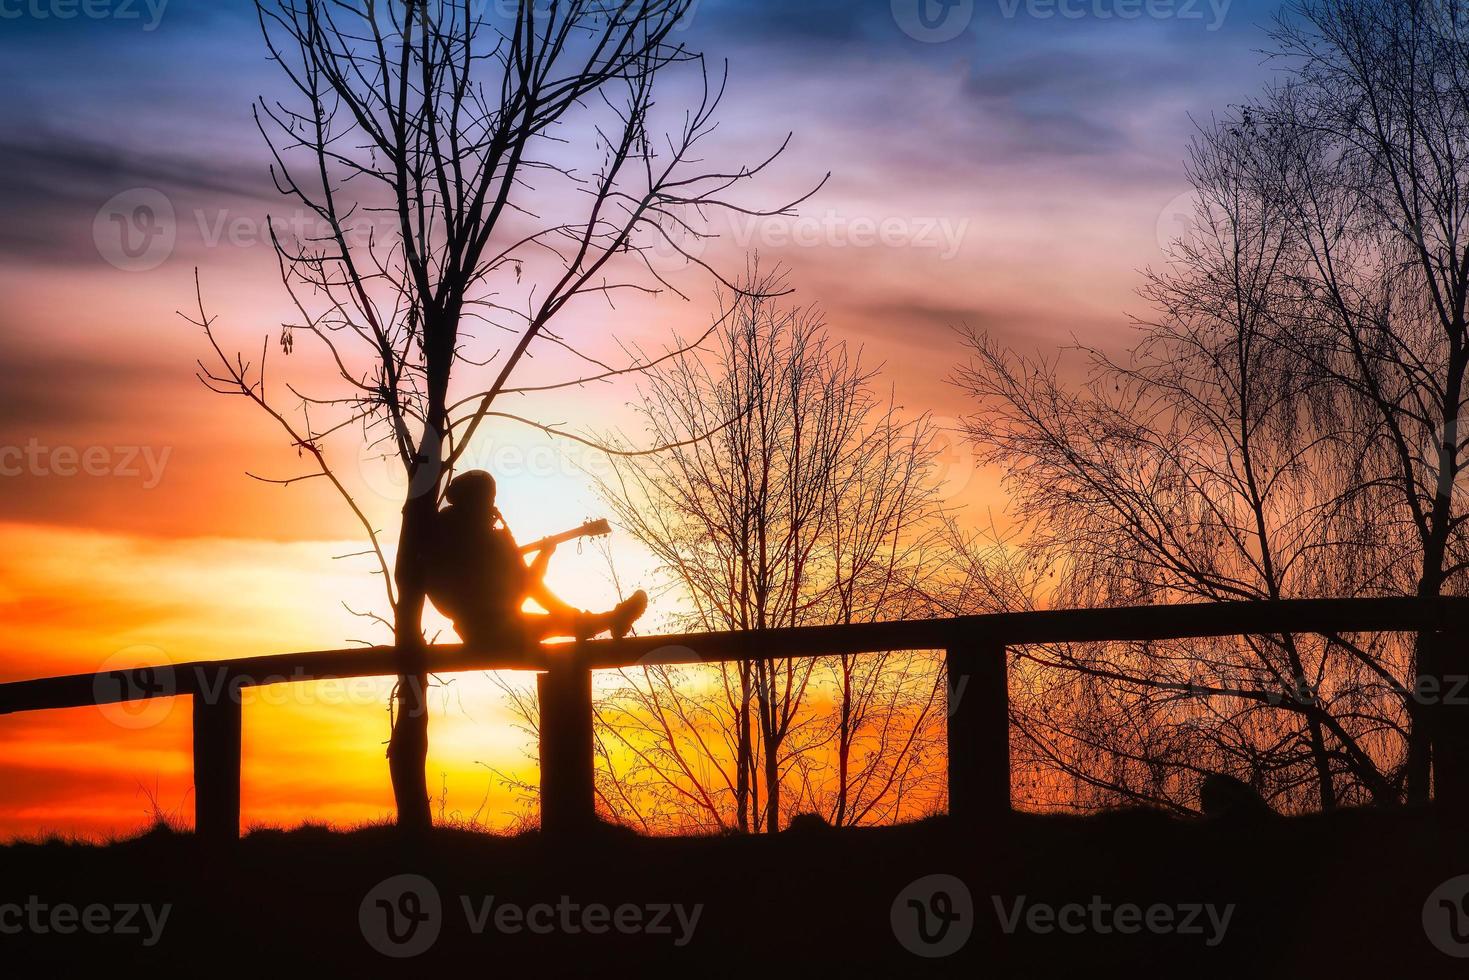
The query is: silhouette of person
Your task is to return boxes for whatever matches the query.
[425,470,647,647]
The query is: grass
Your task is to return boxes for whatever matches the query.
[1,806,1465,976]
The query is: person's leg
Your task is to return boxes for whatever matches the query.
[518,612,562,640]
[521,609,616,640]
[528,580,583,619]
[522,591,648,640]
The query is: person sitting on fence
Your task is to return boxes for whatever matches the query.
[425,470,647,647]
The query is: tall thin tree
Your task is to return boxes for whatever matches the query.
[191,0,818,831]
[598,272,944,831]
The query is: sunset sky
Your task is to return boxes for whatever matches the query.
[0,0,1284,837]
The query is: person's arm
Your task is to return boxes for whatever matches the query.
[527,538,556,583]
[522,540,580,616]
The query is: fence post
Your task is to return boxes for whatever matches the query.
[538,654,595,835]
[193,683,242,844]
[1437,627,1469,819]
[947,640,1010,823]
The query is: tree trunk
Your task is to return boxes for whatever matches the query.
[1307,715,1335,811]
[764,737,780,834]
[834,656,852,826]
[386,479,440,835]
[736,664,752,833]
[1414,364,1464,805]
[1280,637,1335,810]
[388,665,432,834]
[1406,634,1434,806]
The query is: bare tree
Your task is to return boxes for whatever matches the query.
[947,0,1469,816]
[596,271,946,832]
[950,108,1406,813]
[1265,0,1469,804]
[818,402,948,825]
[189,0,816,832]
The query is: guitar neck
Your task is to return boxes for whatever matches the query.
[518,519,611,555]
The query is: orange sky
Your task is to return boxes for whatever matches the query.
[0,161,1175,838]
[0,0,1282,839]
[0,521,527,836]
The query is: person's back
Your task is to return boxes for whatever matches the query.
[426,498,527,644]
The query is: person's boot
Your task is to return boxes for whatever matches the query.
[609,590,648,639]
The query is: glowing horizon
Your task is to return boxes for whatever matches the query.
[0,0,1283,838]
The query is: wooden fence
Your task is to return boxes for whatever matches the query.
[2,596,1466,840]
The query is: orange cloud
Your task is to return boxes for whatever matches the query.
[0,521,543,839]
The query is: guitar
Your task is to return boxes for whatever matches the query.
[516,518,612,555]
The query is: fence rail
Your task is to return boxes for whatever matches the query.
[2,596,1466,841]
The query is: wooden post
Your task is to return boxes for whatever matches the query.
[1436,628,1469,819]
[947,640,1010,823]
[193,686,242,844]
[538,655,595,835]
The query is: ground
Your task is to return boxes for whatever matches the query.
[1,807,1465,977]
